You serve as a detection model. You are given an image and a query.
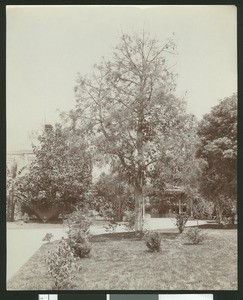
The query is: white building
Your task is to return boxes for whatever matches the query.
[7,150,36,173]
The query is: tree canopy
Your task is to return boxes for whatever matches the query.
[197,94,237,222]
[18,124,92,221]
[67,32,201,231]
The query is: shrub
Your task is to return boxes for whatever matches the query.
[42,233,54,242]
[65,208,92,232]
[105,220,119,233]
[45,238,81,290]
[175,212,189,233]
[67,229,92,258]
[123,210,135,230]
[151,208,159,217]
[220,216,233,228]
[23,212,29,223]
[186,227,207,244]
[65,209,92,258]
[143,231,161,252]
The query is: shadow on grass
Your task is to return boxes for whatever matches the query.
[29,219,63,224]
[91,231,179,242]
[197,224,237,230]
[183,242,204,246]
[145,249,161,253]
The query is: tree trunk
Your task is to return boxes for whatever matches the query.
[217,205,223,225]
[142,195,145,219]
[135,101,144,232]
[116,195,123,222]
[134,180,143,232]
[178,198,182,214]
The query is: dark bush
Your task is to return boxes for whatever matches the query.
[42,232,54,242]
[68,229,92,258]
[143,231,161,252]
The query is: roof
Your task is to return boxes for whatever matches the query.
[164,185,185,194]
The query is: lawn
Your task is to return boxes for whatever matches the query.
[7,228,237,290]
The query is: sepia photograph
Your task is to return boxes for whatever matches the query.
[6,5,237,290]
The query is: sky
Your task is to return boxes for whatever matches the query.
[6,5,237,151]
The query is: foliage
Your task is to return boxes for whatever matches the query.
[150,207,160,217]
[67,31,202,231]
[65,208,92,258]
[123,210,136,230]
[17,124,92,221]
[197,94,237,223]
[186,227,207,244]
[104,221,119,233]
[6,161,26,222]
[220,215,235,228]
[22,212,30,223]
[175,212,189,233]
[191,197,214,220]
[69,232,92,258]
[45,238,81,290]
[103,209,136,233]
[91,166,135,223]
[143,231,161,252]
[42,233,54,242]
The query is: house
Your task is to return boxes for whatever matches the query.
[150,185,188,217]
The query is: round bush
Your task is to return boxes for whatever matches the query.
[73,240,92,258]
[67,229,92,258]
[143,231,161,252]
[186,227,207,244]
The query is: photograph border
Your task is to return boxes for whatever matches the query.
[1,0,241,299]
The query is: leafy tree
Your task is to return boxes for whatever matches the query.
[146,114,204,216]
[191,196,214,223]
[18,124,92,222]
[197,94,237,224]
[69,32,201,231]
[92,165,134,222]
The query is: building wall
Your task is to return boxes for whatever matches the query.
[7,150,36,173]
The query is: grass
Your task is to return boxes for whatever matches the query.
[7,228,237,290]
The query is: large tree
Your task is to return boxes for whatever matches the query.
[197,94,237,223]
[18,124,92,222]
[69,32,200,231]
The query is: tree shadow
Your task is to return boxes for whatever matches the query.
[197,224,237,230]
[91,231,179,242]
[183,242,204,246]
